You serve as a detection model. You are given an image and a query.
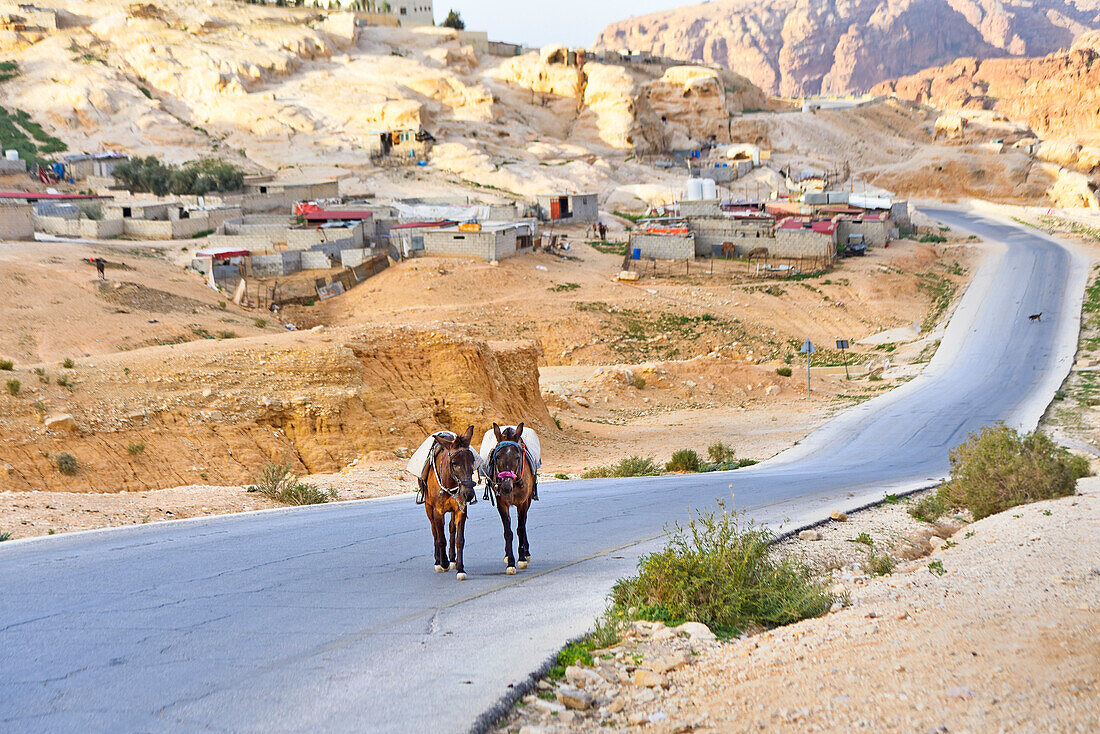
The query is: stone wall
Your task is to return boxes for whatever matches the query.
[689,216,773,256]
[629,232,695,260]
[837,219,888,247]
[340,248,370,268]
[251,251,302,277]
[679,199,721,217]
[424,228,518,261]
[300,251,336,270]
[773,228,836,259]
[33,215,124,239]
[0,203,33,240]
[285,221,365,250]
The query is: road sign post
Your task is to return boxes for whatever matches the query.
[800,339,816,394]
[836,339,850,380]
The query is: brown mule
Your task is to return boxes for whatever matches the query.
[484,422,535,575]
[423,426,479,581]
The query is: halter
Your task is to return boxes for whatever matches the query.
[432,444,476,501]
[482,440,527,503]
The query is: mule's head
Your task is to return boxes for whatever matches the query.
[492,422,524,495]
[436,425,477,505]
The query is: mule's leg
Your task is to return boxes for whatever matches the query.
[517,499,531,568]
[429,510,446,572]
[447,513,457,570]
[497,503,516,574]
[454,509,468,581]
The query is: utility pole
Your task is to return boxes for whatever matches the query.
[800,339,816,394]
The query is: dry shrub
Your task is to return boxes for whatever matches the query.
[247,461,336,505]
[939,424,1090,520]
[582,456,660,478]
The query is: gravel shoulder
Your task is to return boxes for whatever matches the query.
[496,479,1100,733]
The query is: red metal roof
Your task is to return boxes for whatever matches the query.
[303,210,372,222]
[779,218,837,235]
[0,191,111,201]
[196,249,250,258]
[390,220,456,230]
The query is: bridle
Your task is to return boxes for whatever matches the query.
[482,439,526,503]
[432,444,477,502]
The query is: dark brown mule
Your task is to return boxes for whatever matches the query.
[483,422,535,575]
[424,426,478,581]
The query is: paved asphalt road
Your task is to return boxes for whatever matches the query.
[0,210,1087,733]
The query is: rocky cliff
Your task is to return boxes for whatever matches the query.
[596,0,1100,97]
[873,30,1100,148]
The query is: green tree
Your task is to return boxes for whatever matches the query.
[441,9,465,30]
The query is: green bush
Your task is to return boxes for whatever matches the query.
[863,549,895,576]
[919,233,947,243]
[246,461,336,505]
[581,456,661,478]
[608,506,834,638]
[62,358,74,369]
[666,448,701,473]
[112,156,245,196]
[5,378,18,395]
[939,424,1091,520]
[0,531,11,542]
[55,452,78,475]
[909,493,948,523]
[127,442,146,456]
[0,359,12,370]
[707,442,736,465]
[775,366,792,377]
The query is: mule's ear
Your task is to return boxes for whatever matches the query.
[514,422,524,438]
[462,425,475,444]
[435,434,455,449]
[493,422,503,441]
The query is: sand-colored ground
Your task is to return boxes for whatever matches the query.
[496,479,1100,733]
[0,223,979,537]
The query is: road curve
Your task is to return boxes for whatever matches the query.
[0,210,1087,733]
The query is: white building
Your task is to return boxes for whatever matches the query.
[328,1,434,27]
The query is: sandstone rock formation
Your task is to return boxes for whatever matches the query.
[875,30,1100,150]
[596,0,1100,97]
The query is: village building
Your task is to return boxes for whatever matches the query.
[423,222,536,261]
[836,210,890,248]
[629,229,696,260]
[366,128,434,162]
[389,220,455,258]
[242,175,339,201]
[56,152,129,182]
[773,218,838,260]
[536,193,598,223]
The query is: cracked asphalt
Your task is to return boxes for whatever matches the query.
[0,210,1087,733]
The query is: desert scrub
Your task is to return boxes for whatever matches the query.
[938,424,1090,520]
[608,505,834,638]
[127,442,146,456]
[55,452,78,476]
[581,456,661,479]
[909,493,948,523]
[62,358,74,369]
[775,366,792,377]
[247,461,336,505]
[666,448,701,473]
[0,359,12,370]
[5,378,19,396]
[0,531,11,542]
[862,549,896,576]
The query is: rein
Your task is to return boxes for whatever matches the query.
[432,446,471,498]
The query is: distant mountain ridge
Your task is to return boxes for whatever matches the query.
[595,0,1100,97]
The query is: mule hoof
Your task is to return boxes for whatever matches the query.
[456,572,467,581]
[517,560,528,569]
[434,565,445,573]
[506,566,517,575]
[449,562,456,570]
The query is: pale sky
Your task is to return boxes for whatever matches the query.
[442,1,692,49]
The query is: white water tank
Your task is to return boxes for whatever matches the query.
[685,177,705,201]
[701,178,717,200]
